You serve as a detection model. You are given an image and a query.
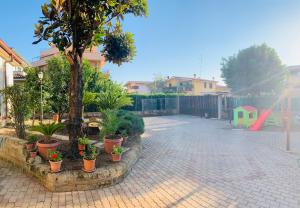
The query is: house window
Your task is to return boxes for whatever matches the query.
[132,86,139,89]
[204,82,207,88]
[169,83,172,87]
[180,82,183,86]
[209,83,213,89]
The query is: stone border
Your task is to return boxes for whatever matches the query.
[0,135,142,192]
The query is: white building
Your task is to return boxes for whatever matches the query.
[0,39,28,118]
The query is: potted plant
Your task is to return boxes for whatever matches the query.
[83,144,97,173]
[48,150,63,173]
[31,122,64,159]
[111,146,124,162]
[30,147,38,158]
[78,135,90,151]
[100,110,123,153]
[25,135,38,151]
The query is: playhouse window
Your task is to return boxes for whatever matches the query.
[249,113,253,119]
[238,112,243,118]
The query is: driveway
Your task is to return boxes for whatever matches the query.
[1,115,300,208]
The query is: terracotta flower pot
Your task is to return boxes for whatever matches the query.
[36,140,59,159]
[83,158,96,172]
[30,151,37,158]
[111,153,122,162]
[25,143,34,151]
[104,137,123,154]
[78,144,85,151]
[53,114,59,122]
[49,160,62,173]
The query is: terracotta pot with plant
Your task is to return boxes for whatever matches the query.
[101,110,123,154]
[30,147,38,158]
[83,144,97,173]
[31,123,64,159]
[111,145,124,162]
[25,135,38,151]
[48,150,63,173]
[78,135,90,151]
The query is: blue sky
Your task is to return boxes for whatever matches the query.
[1,1,300,85]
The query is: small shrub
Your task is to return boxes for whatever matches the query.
[112,145,123,155]
[31,122,64,142]
[116,110,144,136]
[27,135,38,144]
[48,150,63,162]
[78,135,90,145]
[84,144,97,160]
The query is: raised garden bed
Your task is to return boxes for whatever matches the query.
[0,134,142,192]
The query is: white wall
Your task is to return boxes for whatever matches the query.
[0,57,5,118]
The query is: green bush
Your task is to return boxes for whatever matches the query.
[117,110,144,136]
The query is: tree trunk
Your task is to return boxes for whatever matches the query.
[58,110,63,123]
[68,54,83,159]
[32,109,35,126]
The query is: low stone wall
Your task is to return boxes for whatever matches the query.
[0,135,142,192]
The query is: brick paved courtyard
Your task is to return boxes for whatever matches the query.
[1,115,300,208]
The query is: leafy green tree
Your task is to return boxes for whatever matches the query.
[98,79,132,111]
[46,56,70,122]
[23,67,42,126]
[1,85,30,139]
[221,44,286,95]
[148,74,166,94]
[34,0,148,157]
[82,60,108,93]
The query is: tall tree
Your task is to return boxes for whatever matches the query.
[23,67,42,126]
[221,44,286,96]
[33,0,148,158]
[46,56,70,122]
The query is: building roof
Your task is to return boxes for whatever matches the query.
[287,65,300,74]
[237,105,257,112]
[0,39,29,67]
[32,45,105,68]
[167,76,218,83]
[125,81,152,86]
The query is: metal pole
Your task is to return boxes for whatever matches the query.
[286,96,291,151]
[40,79,43,123]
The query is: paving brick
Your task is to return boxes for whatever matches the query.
[1,115,300,207]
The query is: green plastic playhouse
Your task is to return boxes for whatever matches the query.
[233,106,258,128]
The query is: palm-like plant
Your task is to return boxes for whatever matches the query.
[31,122,64,143]
[100,110,121,139]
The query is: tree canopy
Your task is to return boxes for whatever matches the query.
[221,44,286,96]
[46,56,70,121]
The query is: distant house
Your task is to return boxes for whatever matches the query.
[32,45,106,70]
[125,81,152,94]
[0,39,29,118]
[287,65,300,88]
[165,76,230,95]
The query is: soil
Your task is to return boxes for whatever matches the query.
[38,139,58,144]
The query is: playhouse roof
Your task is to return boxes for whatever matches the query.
[239,105,257,112]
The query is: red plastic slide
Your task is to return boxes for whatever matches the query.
[250,109,272,131]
